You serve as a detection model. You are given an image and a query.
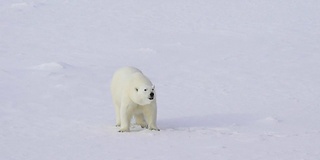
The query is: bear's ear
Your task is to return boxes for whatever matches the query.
[135,88,138,92]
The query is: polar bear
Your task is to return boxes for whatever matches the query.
[111,67,159,132]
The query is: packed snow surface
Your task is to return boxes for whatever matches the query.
[1,0,320,160]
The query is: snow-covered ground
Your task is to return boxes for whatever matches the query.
[1,0,320,159]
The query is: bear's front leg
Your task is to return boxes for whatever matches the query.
[143,105,160,131]
[119,105,132,132]
[114,104,121,127]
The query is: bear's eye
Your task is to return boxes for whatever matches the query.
[135,88,138,92]
[144,89,147,91]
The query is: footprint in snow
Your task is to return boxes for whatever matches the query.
[31,62,72,72]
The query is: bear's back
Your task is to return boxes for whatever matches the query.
[111,67,143,99]
[116,67,142,76]
[112,67,142,83]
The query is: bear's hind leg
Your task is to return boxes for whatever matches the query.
[134,113,148,128]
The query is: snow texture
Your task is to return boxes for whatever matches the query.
[1,0,320,160]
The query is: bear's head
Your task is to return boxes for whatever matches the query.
[128,73,156,105]
[130,84,155,106]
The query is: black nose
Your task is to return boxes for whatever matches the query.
[150,92,154,97]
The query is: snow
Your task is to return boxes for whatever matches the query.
[1,0,320,159]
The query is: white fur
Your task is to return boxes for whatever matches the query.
[111,67,159,132]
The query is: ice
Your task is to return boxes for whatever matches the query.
[1,0,320,160]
